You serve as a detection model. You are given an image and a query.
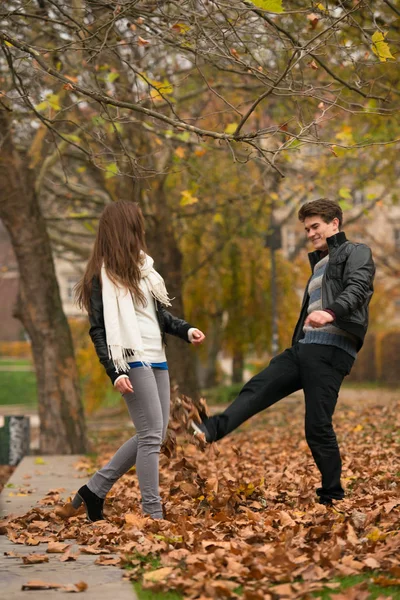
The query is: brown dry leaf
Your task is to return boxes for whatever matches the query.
[5,391,400,600]
[55,503,85,519]
[180,482,200,497]
[25,536,40,546]
[143,567,174,582]
[28,520,49,531]
[94,555,121,566]
[22,554,49,564]
[364,556,380,569]
[60,548,80,562]
[21,580,65,591]
[279,511,296,528]
[124,513,149,528]
[21,580,88,593]
[47,541,71,553]
[80,545,111,555]
[372,575,400,587]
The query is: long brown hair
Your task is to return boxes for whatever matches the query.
[75,201,147,313]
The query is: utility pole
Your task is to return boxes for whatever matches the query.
[265,213,282,357]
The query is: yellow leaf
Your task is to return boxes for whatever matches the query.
[371,31,395,62]
[213,213,224,225]
[34,457,46,465]
[353,424,363,432]
[251,0,284,13]
[225,123,238,135]
[180,190,198,206]
[366,527,386,542]
[143,567,174,582]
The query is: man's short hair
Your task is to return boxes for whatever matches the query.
[298,198,343,229]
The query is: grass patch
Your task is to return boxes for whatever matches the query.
[202,383,243,405]
[124,552,183,600]
[133,583,182,600]
[0,371,37,407]
[310,573,400,599]
[0,359,32,367]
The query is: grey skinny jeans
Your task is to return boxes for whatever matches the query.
[87,367,170,519]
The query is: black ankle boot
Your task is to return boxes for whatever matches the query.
[72,485,105,522]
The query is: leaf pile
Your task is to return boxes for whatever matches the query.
[1,392,399,599]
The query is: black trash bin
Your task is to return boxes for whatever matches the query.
[0,416,30,465]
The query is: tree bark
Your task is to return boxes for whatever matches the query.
[0,109,87,454]
[203,312,223,389]
[146,181,200,400]
[232,351,244,384]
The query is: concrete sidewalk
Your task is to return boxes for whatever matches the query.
[0,456,136,599]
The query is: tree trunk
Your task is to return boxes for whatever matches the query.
[232,351,244,384]
[203,312,223,389]
[0,109,87,454]
[146,182,200,400]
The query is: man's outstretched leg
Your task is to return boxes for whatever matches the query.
[195,346,302,442]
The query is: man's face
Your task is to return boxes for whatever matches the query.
[303,216,339,252]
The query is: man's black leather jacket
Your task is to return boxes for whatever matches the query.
[292,232,375,351]
[88,275,193,384]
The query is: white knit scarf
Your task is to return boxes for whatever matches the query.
[101,253,171,373]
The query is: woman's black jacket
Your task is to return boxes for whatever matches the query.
[88,275,193,384]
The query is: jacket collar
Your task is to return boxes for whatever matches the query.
[308,231,347,269]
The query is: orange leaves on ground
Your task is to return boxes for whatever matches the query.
[4,392,400,599]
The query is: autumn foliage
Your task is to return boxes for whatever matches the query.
[1,389,399,599]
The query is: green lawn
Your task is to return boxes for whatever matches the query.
[0,371,37,406]
[311,574,400,599]
[0,359,32,367]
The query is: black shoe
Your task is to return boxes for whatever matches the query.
[72,485,105,522]
[189,419,212,443]
[318,496,333,507]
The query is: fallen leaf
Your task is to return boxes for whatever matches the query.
[47,541,71,553]
[22,554,49,564]
[143,567,174,582]
[94,556,121,566]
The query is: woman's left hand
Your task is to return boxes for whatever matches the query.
[190,328,206,345]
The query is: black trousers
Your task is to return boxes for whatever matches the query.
[204,343,355,501]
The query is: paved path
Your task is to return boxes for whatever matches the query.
[0,456,136,600]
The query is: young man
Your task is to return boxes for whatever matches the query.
[192,199,375,505]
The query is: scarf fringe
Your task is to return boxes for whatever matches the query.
[149,282,172,307]
[108,345,151,373]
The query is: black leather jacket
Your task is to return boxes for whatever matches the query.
[292,232,375,351]
[88,275,193,384]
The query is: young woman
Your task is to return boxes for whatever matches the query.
[69,201,205,522]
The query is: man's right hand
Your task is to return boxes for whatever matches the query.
[115,376,133,394]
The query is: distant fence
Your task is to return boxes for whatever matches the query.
[348,330,400,386]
